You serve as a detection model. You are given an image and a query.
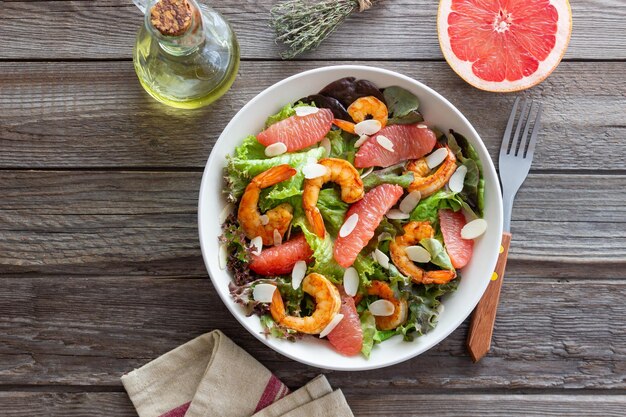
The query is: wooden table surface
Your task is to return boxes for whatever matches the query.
[1,1,625,415]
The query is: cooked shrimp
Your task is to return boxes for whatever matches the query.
[270,273,341,334]
[238,164,297,246]
[406,146,457,198]
[348,96,388,126]
[332,118,356,134]
[366,280,408,330]
[390,221,457,285]
[302,158,364,238]
[331,96,388,134]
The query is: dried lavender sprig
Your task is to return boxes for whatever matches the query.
[270,0,372,59]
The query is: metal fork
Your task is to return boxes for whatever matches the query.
[467,98,543,362]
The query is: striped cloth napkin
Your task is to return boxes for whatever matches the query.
[121,330,354,417]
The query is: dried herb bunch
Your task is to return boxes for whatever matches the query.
[270,0,375,59]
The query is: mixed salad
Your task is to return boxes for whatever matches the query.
[219,77,486,358]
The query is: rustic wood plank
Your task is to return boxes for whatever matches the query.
[0,276,624,388]
[2,0,625,60]
[0,392,625,417]
[1,60,624,169]
[1,171,625,277]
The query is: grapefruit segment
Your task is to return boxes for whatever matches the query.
[438,0,572,92]
[257,108,334,152]
[334,184,404,267]
[439,209,473,269]
[249,234,313,276]
[327,289,363,356]
[354,124,437,168]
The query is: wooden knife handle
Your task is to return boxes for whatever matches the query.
[466,232,512,363]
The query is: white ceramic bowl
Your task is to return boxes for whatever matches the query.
[198,65,503,371]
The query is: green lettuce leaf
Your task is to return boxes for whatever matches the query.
[420,238,454,270]
[360,310,377,358]
[383,86,419,118]
[260,314,298,341]
[362,166,414,190]
[265,102,316,128]
[316,188,348,237]
[292,214,344,283]
[225,146,325,205]
[409,190,462,225]
[235,134,266,160]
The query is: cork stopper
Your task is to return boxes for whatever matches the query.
[150,0,193,36]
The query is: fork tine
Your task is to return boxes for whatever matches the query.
[516,101,536,157]
[510,99,529,155]
[525,103,543,159]
[500,97,520,157]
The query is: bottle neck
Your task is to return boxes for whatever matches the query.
[146,0,205,56]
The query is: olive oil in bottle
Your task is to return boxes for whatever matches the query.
[133,0,239,109]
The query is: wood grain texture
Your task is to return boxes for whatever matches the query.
[0,392,625,417]
[2,0,625,60]
[1,60,625,169]
[467,232,511,362]
[0,276,624,388]
[1,171,625,277]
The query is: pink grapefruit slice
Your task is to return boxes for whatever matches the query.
[327,288,363,356]
[249,234,313,276]
[334,184,404,267]
[257,108,334,152]
[439,209,473,269]
[437,0,572,92]
[354,124,437,168]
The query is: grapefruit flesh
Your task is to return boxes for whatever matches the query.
[249,234,313,276]
[334,184,404,267]
[438,0,572,92]
[438,209,473,269]
[257,108,334,152]
[327,289,363,356]
[354,124,437,168]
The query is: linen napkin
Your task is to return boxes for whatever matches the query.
[121,330,354,417]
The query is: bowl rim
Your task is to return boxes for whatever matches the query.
[198,64,503,371]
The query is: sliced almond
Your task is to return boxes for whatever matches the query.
[303,163,329,179]
[339,213,359,238]
[425,148,448,169]
[461,218,488,239]
[265,142,288,157]
[259,214,269,226]
[399,191,421,214]
[376,135,395,152]
[273,229,282,246]
[218,243,228,270]
[417,123,428,129]
[369,299,395,317]
[250,236,263,256]
[295,106,319,117]
[252,284,276,303]
[355,119,382,136]
[374,248,390,269]
[386,209,410,220]
[354,134,370,148]
[219,203,235,224]
[438,303,445,314]
[291,260,307,289]
[319,313,344,338]
[360,166,374,179]
[405,245,431,263]
[320,137,331,156]
[343,267,359,297]
[449,165,467,193]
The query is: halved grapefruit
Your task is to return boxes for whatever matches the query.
[334,184,404,267]
[249,234,313,276]
[354,124,437,168]
[257,108,334,152]
[437,0,572,92]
